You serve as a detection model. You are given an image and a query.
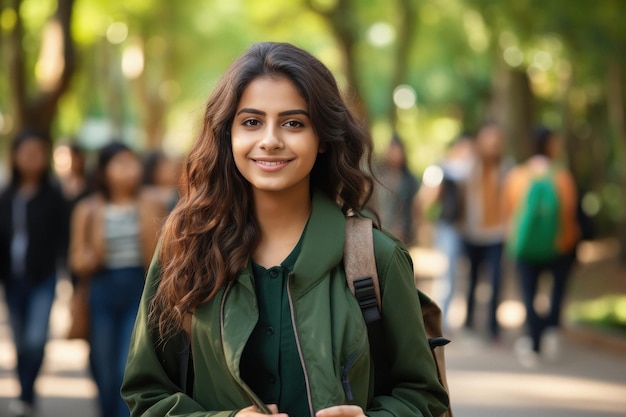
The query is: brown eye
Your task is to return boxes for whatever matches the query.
[243,119,261,127]
[283,120,304,128]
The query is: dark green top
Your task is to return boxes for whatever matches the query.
[240,234,308,417]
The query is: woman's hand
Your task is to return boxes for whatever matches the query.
[316,405,366,417]
[236,404,287,417]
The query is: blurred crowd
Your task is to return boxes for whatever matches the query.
[375,122,587,369]
[0,121,587,417]
[0,129,181,417]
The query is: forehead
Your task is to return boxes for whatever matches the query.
[237,76,307,110]
[16,138,47,152]
[478,126,501,142]
[109,150,138,164]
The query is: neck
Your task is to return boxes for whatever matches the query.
[107,189,137,205]
[482,158,500,168]
[254,187,312,238]
[251,186,312,268]
[18,177,41,195]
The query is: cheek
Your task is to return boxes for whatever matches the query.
[16,149,45,170]
[230,138,248,167]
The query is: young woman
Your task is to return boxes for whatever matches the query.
[0,129,69,417]
[70,142,161,417]
[122,42,449,417]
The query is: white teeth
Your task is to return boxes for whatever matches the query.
[257,160,287,166]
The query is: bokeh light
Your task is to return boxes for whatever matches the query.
[106,22,128,44]
[393,84,417,110]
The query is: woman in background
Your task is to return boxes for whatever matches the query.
[142,149,181,213]
[0,129,69,417]
[70,142,160,417]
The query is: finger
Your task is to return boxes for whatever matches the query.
[266,404,280,414]
[235,405,258,417]
[316,405,364,417]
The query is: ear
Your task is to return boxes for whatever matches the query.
[318,142,328,154]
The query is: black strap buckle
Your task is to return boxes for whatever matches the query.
[353,277,381,323]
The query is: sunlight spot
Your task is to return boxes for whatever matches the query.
[106,21,128,44]
[367,22,395,47]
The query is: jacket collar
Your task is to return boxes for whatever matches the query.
[290,191,345,298]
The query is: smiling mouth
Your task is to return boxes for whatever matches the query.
[254,160,290,166]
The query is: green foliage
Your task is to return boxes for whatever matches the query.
[1,0,626,239]
[569,296,626,332]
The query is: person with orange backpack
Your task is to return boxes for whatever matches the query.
[503,126,580,367]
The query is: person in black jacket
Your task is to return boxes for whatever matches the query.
[0,129,69,417]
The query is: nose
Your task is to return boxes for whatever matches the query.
[259,124,283,150]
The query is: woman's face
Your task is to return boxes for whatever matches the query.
[231,75,321,196]
[476,126,503,161]
[386,142,405,169]
[14,138,49,181]
[105,150,142,195]
[155,157,181,188]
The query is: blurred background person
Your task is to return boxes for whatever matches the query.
[503,126,580,367]
[375,133,420,244]
[0,129,69,417]
[142,149,181,212]
[55,142,94,289]
[460,122,512,343]
[57,142,92,209]
[423,134,474,333]
[69,142,160,417]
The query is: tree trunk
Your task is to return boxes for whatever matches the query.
[607,60,626,262]
[7,0,76,136]
[389,0,418,127]
[488,62,534,161]
[305,0,368,123]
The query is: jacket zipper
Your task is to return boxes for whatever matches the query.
[287,272,315,417]
[220,281,271,414]
[341,352,358,402]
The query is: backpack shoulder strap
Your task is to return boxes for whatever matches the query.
[344,216,392,395]
[344,217,453,415]
[344,217,382,323]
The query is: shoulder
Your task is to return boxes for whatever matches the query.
[0,184,14,203]
[553,165,574,182]
[372,227,413,274]
[74,194,103,216]
[552,167,577,197]
[37,180,67,206]
[503,164,530,189]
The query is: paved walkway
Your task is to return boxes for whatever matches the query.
[445,333,626,417]
[0,279,97,417]
[1,244,625,417]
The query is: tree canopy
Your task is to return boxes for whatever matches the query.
[1,0,626,244]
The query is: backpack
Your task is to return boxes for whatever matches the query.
[509,172,561,263]
[344,217,452,417]
[438,176,463,224]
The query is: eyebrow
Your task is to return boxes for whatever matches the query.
[236,108,310,117]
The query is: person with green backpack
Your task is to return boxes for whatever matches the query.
[503,126,580,367]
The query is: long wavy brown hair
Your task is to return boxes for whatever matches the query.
[150,42,376,340]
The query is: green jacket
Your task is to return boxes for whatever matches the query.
[122,192,449,417]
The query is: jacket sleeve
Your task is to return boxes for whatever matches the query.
[121,255,237,417]
[367,239,450,417]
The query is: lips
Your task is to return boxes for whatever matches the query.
[252,158,293,172]
[254,160,289,166]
